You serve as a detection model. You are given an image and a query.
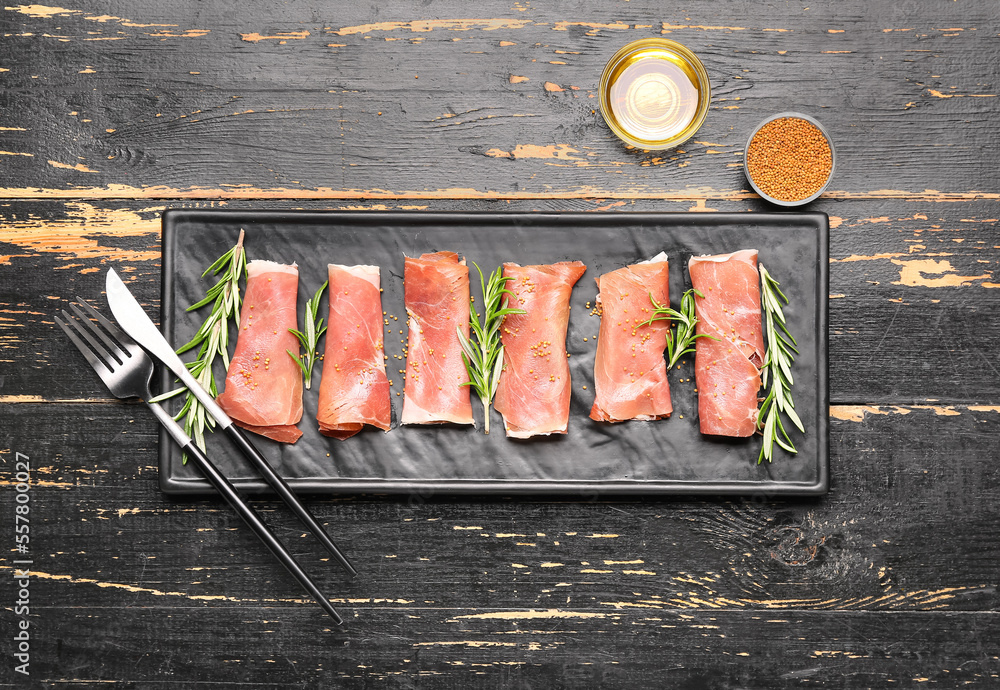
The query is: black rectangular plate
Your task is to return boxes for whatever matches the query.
[159,210,828,496]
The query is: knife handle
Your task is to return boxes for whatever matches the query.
[224,425,358,579]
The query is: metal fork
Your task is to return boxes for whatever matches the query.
[55,298,345,625]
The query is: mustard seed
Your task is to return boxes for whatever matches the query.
[747,117,832,202]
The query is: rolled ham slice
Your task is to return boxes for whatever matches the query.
[317,264,392,440]
[590,252,672,423]
[689,249,765,437]
[401,251,474,426]
[494,261,586,438]
[216,260,303,443]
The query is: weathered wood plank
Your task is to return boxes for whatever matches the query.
[15,608,1000,687]
[2,402,997,612]
[2,1,998,685]
[3,199,998,403]
[3,399,999,684]
[0,1,996,198]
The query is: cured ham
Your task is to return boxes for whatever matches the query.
[590,252,672,423]
[494,261,586,438]
[216,260,303,443]
[688,249,765,437]
[400,251,475,426]
[316,264,392,440]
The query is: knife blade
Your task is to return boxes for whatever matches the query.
[105,267,232,427]
[104,267,357,577]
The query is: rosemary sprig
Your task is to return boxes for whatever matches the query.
[757,264,805,464]
[456,263,526,434]
[287,281,328,389]
[640,288,719,370]
[150,230,247,462]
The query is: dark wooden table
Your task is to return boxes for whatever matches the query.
[2,1,998,686]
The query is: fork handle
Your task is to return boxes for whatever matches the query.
[147,404,344,625]
[224,425,358,578]
[183,440,345,625]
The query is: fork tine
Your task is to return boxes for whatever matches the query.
[61,308,121,369]
[56,313,112,376]
[70,302,125,365]
[74,296,133,348]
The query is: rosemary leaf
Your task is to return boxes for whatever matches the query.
[287,280,328,390]
[148,230,247,463]
[757,264,805,464]
[640,288,719,371]
[458,263,525,434]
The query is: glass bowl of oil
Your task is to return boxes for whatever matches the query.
[599,38,710,150]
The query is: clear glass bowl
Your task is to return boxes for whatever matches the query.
[599,38,711,151]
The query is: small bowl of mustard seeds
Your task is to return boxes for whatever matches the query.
[744,112,835,206]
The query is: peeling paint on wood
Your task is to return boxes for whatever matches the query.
[3,185,998,202]
[331,19,534,36]
[890,258,992,287]
[0,202,161,265]
[240,30,310,43]
[3,0,1000,684]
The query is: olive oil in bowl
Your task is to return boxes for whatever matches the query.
[599,39,710,150]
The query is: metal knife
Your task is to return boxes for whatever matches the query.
[105,268,357,577]
[106,269,231,427]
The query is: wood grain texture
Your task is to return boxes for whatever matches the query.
[2,0,999,685]
[1,402,999,685]
[2,199,998,403]
[0,1,997,199]
[10,609,1000,687]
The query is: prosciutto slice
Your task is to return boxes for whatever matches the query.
[688,249,765,437]
[494,261,586,438]
[400,251,474,426]
[316,264,392,440]
[216,260,303,443]
[590,252,672,423]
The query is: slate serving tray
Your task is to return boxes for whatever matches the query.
[159,210,828,496]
